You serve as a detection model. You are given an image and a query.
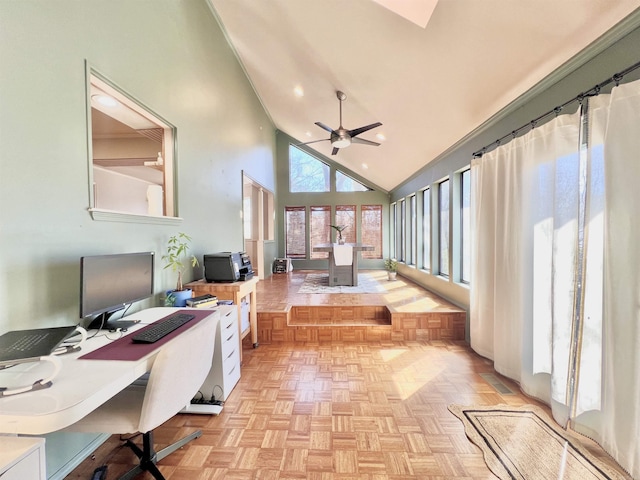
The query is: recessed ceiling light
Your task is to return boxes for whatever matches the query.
[362,163,369,169]
[376,133,386,141]
[91,94,119,108]
[306,131,312,137]
[293,85,304,97]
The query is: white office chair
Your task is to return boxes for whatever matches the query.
[67,314,218,480]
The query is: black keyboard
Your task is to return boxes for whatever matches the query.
[132,313,195,344]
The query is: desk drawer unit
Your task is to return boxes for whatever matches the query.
[201,305,241,402]
[0,437,46,480]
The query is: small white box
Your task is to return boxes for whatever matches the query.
[241,301,250,333]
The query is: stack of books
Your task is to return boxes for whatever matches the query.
[186,294,218,308]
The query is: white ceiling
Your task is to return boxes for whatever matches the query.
[209,0,640,191]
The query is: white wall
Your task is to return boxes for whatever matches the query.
[0,0,276,476]
[93,167,154,214]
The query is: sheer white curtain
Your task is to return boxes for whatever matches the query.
[471,77,640,478]
[594,78,640,478]
[470,111,581,401]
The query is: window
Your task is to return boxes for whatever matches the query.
[461,169,471,283]
[335,205,357,243]
[285,206,306,258]
[310,206,331,258]
[399,199,406,262]
[88,68,176,221]
[409,194,417,265]
[439,179,450,276]
[422,188,431,271]
[362,205,382,259]
[391,203,397,259]
[336,171,371,192]
[289,145,330,192]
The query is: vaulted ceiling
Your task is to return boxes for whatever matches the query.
[208,0,640,191]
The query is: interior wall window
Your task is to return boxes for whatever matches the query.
[409,194,417,265]
[399,199,406,262]
[362,205,383,259]
[310,206,331,258]
[461,169,471,283]
[439,179,450,276]
[289,145,330,192]
[422,188,431,271]
[88,68,176,220]
[285,206,306,258]
[335,205,357,243]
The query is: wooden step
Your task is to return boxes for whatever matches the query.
[289,305,391,326]
[254,270,467,344]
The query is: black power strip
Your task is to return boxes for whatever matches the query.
[191,397,224,407]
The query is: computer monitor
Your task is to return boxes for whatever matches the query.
[80,252,154,330]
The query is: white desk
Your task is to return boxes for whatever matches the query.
[0,307,219,435]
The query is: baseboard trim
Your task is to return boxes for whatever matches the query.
[48,433,110,480]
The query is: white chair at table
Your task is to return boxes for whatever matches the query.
[66,314,218,480]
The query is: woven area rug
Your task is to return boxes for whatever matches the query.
[298,273,386,294]
[449,404,627,480]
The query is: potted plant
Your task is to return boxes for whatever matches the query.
[384,258,398,281]
[330,225,348,244]
[162,232,199,306]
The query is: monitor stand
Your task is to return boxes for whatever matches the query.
[87,312,140,331]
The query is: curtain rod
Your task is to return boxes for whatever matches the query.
[472,59,640,158]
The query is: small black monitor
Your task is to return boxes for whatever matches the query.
[80,252,154,329]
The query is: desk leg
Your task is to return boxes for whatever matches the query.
[250,290,258,348]
[235,292,243,363]
[352,252,359,286]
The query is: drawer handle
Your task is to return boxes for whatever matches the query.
[226,333,234,342]
[228,365,236,375]
[224,311,232,317]
[226,350,235,360]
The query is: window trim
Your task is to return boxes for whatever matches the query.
[460,168,471,284]
[438,178,450,277]
[421,187,431,272]
[86,63,178,224]
[285,206,307,259]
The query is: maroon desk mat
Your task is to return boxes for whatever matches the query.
[79,310,214,361]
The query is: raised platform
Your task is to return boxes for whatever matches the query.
[252,270,466,344]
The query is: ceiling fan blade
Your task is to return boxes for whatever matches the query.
[351,137,380,147]
[332,147,340,155]
[298,138,330,146]
[348,122,382,138]
[315,122,335,133]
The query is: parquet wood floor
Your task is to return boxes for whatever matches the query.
[67,273,628,479]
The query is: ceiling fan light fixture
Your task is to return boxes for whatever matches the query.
[299,90,381,155]
[332,134,351,148]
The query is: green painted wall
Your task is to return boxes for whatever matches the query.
[0,0,275,476]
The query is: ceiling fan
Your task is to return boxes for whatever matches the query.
[301,91,382,155]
